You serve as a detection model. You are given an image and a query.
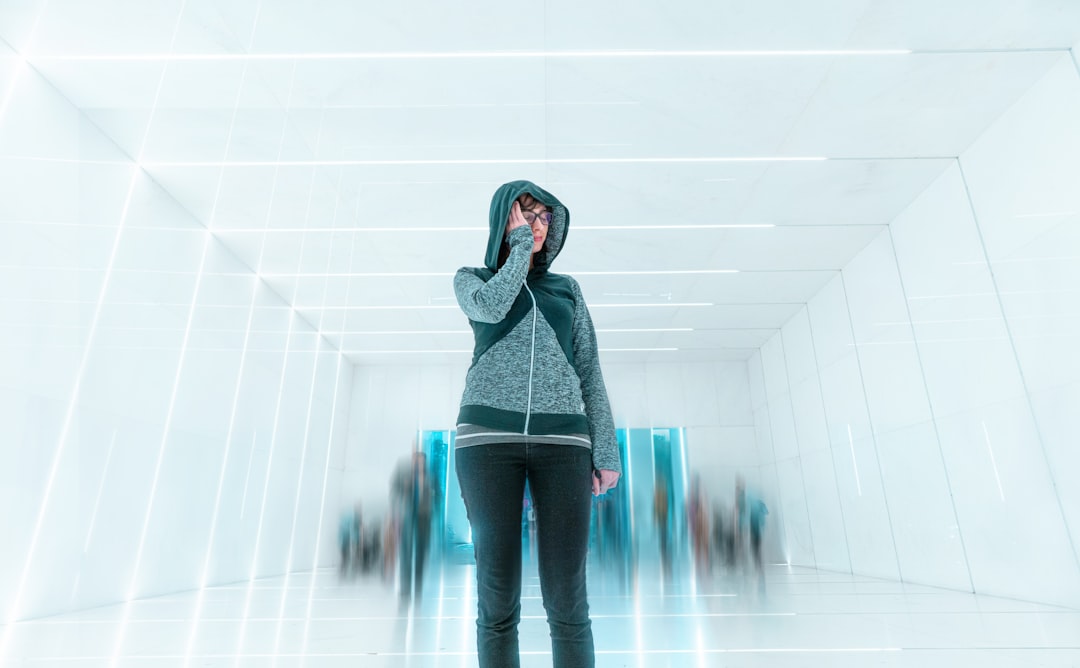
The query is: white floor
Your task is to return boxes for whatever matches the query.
[4,561,1079,667]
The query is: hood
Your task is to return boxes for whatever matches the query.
[484,180,570,272]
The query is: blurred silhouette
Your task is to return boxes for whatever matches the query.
[393,452,433,602]
[712,499,734,571]
[687,474,711,576]
[654,475,672,577]
[337,502,362,578]
[748,489,769,589]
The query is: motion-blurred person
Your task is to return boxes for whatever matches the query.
[733,475,748,569]
[453,182,622,668]
[748,493,769,588]
[687,474,711,575]
[394,452,433,602]
[654,476,672,577]
[337,502,361,578]
[359,517,382,575]
[712,500,734,571]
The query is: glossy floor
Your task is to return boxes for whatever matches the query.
[4,560,1079,667]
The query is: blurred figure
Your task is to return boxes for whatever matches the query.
[654,476,672,577]
[394,452,433,602]
[749,492,769,588]
[358,515,382,575]
[733,475,748,570]
[712,500,734,572]
[687,475,711,575]
[734,474,769,590]
[337,502,361,578]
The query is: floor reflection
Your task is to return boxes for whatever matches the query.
[4,559,1078,667]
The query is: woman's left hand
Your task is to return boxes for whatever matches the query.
[592,469,620,496]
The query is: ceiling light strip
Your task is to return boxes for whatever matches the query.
[253,270,738,277]
[339,348,681,354]
[330,327,694,334]
[294,302,715,310]
[140,156,826,167]
[211,224,775,232]
[31,49,913,62]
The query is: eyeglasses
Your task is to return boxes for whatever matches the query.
[522,210,553,227]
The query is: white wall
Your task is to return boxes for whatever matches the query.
[752,53,1080,607]
[0,52,353,621]
[604,361,760,510]
[340,363,468,520]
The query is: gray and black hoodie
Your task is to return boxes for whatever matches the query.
[454,180,621,474]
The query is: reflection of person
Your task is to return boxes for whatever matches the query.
[454,181,622,668]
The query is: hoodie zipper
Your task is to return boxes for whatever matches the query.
[522,282,537,435]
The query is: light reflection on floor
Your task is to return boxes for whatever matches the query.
[4,559,1078,667]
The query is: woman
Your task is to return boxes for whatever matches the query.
[454,180,622,668]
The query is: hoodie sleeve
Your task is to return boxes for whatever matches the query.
[454,225,533,323]
[569,278,622,474]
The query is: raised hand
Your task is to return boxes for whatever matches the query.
[506,200,529,234]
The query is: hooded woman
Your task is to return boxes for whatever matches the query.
[453,180,622,668]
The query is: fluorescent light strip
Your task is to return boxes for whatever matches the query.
[142,156,825,167]
[82,428,118,553]
[301,353,346,657]
[32,48,912,62]
[30,611,799,624]
[106,3,195,666]
[592,302,713,308]
[576,224,772,230]
[339,348,679,353]
[211,223,774,232]
[331,327,692,335]
[233,60,303,668]
[234,311,295,659]
[272,335,323,662]
[1014,211,1076,218]
[294,302,713,310]
[846,425,862,497]
[599,328,693,332]
[276,148,344,661]
[257,269,738,277]
[573,270,738,275]
[601,347,679,352]
[260,271,454,277]
[341,349,468,356]
[23,649,903,660]
[0,155,130,165]
[121,146,226,668]
[238,432,257,519]
[0,3,75,657]
[182,44,269,668]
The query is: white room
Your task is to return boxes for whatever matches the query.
[1,1,1079,666]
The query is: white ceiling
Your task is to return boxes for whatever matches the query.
[3,0,1079,365]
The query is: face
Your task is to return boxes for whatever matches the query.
[518,196,549,254]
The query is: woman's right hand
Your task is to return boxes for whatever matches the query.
[506,201,529,234]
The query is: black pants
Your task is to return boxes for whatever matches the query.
[456,443,595,668]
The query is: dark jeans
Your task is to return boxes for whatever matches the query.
[456,443,595,668]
